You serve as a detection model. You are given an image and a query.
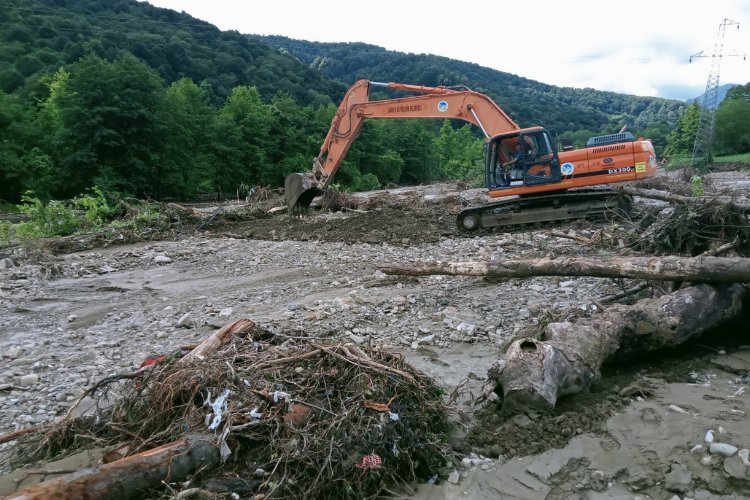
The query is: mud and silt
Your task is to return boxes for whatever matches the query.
[217,206,458,246]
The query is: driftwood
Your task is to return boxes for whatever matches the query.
[380,255,750,283]
[7,434,219,500]
[489,283,746,413]
[180,318,256,363]
[621,186,750,211]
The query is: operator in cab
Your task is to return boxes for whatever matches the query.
[495,137,525,187]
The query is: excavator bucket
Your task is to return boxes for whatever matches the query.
[284,172,322,215]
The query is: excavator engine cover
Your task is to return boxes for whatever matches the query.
[285,172,322,215]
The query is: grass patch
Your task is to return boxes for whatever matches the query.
[715,152,750,164]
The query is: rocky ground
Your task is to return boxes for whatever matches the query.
[1,172,749,498]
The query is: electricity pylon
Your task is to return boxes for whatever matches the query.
[689,18,745,168]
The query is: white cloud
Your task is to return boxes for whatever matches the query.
[142,0,750,100]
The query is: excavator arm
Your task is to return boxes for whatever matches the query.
[285,79,519,213]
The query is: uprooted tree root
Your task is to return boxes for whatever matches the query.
[10,329,457,499]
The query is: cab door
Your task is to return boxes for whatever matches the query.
[521,130,561,186]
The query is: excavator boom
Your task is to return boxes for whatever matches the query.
[285,79,658,229]
[285,79,519,213]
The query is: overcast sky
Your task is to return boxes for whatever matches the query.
[142,0,750,101]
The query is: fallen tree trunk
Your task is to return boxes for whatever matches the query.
[7,434,219,500]
[489,283,746,413]
[620,186,750,211]
[380,255,750,283]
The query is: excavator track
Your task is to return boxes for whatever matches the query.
[456,188,631,232]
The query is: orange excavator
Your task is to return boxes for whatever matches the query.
[285,79,658,230]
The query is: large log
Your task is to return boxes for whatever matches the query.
[620,186,750,211]
[380,255,750,283]
[7,434,219,500]
[489,283,746,413]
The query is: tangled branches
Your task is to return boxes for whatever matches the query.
[632,198,749,256]
[11,328,456,499]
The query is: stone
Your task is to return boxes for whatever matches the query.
[664,464,692,494]
[0,257,15,269]
[19,374,40,386]
[723,456,748,480]
[710,443,738,456]
[456,323,477,335]
[5,347,21,359]
[668,404,688,413]
[154,255,172,264]
[218,307,233,318]
[177,313,194,328]
[447,469,460,484]
[348,333,365,345]
[512,414,533,428]
[67,314,77,323]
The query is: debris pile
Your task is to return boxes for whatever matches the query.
[8,320,456,499]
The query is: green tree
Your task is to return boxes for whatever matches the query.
[209,85,277,195]
[725,82,750,102]
[0,92,54,202]
[159,78,215,198]
[714,98,750,155]
[52,53,168,197]
[266,94,333,187]
[435,121,484,180]
[663,103,700,158]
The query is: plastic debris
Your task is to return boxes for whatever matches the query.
[249,407,262,419]
[388,411,400,422]
[207,388,231,430]
[139,354,167,369]
[355,453,383,470]
[738,448,750,466]
[273,390,290,403]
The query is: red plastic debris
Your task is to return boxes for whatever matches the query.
[355,453,383,470]
[139,355,167,369]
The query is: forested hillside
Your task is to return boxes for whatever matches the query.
[0,0,344,104]
[0,0,707,207]
[260,36,687,134]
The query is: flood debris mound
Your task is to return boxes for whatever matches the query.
[7,320,456,499]
[624,186,750,256]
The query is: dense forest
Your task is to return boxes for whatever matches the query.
[0,0,747,206]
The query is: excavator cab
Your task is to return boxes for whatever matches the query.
[486,128,561,190]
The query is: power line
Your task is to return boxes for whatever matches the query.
[690,18,746,167]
